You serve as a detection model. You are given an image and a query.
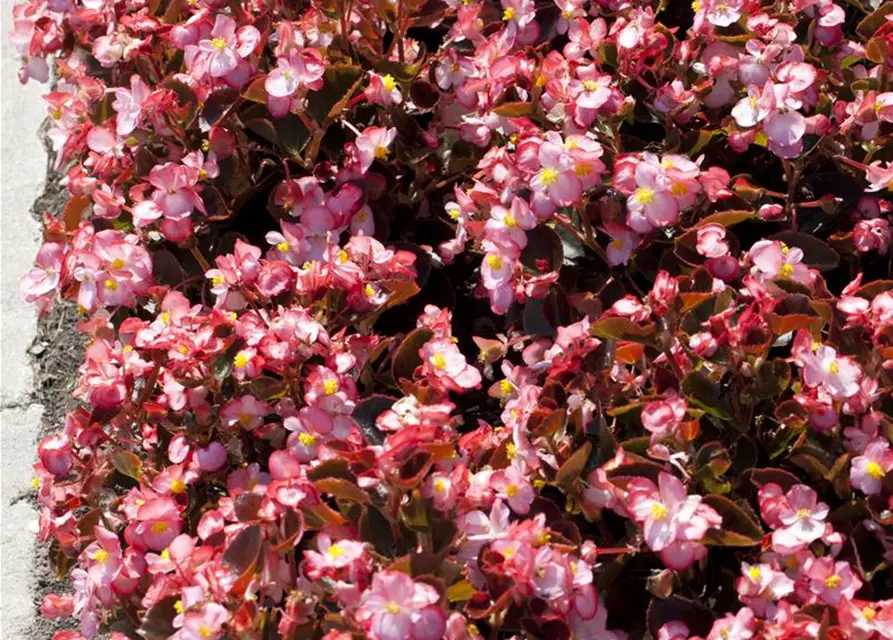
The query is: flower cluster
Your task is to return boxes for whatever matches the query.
[10,0,893,638]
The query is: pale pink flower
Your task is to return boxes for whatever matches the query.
[196,14,259,78]
[696,223,730,258]
[355,571,446,640]
[602,223,640,266]
[850,438,893,495]
[355,126,397,173]
[769,484,828,554]
[854,218,892,253]
[805,557,862,606]
[490,464,535,514]
[420,338,482,391]
[749,239,810,284]
[706,607,756,640]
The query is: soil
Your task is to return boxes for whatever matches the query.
[23,133,89,639]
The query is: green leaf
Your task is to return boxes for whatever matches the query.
[702,495,764,546]
[590,317,657,344]
[314,478,370,504]
[446,580,477,603]
[111,449,143,480]
[682,372,732,421]
[307,64,363,123]
[555,441,592,489]
[857,3,893,38]
[391,328,434,383]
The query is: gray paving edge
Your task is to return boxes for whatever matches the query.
[1,5,53,638]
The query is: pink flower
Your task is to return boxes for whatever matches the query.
[736,563,795,616]
[355,571,446,640]
[124,497,182,551]
[850,438,893,495]
[626,158,679,233]
[802,345,862,399]
[38,434,73,476]
[854,218,892,253]
[490,464,535,514]
[420,338,482,391]
[749,240,809,284]
[641,396,687,443]
[365,72,402,106]
[602,223,640,266]
[696,223,730,258]
[173,603,230,640]
[530,137,583,215]
[805,557,862,606]
[769,484,828,554]
[706,607,755,640]
[304,534,366,577]
[196,14,259,79]
[112,75,150,137]
[355,126,397,173]
[625,472,721,569]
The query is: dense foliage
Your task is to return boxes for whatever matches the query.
[10,0,893,638]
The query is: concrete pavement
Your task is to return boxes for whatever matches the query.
[0,7,50,638]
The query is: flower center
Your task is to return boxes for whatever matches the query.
[432,353,447,369]
[111,258,126,269]
[386,602,401,614]
[298,432,317,447]
[867,461,886,479]
[433,478,448,493]
[583,80,599,92]
[364,284,376,298]
[671,182,688,197]
[210,37,227,51]
[199,626,214,638]
[328,542,345,558]
[170,478,186,494]
[828,360,840,374]
[234,351,250,368]
[779,263,795,279]
[651,502,668,520]
[502,7,516,20]
[277,241,289,253]
[505,484,518,498]
[92,549,109,563]
[323,379,339,395]
[748,566,761,580]
[499,379,514,395]
[634,187,655,205]
[382,74,397,92]
[503,213,517,227]
[212,274,225,286]
[796,507,811,519]
[486,254,503,270]
[151,521,169,535]
[825,574,841,589]
[575,164,593,177]
[863,606,876,621]
[506,442,517,460]
[610,239,624,250]
[539,167,560,186]
[375,146,389,159]
[104,279,119,291]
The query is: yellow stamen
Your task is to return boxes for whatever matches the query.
[382,74,397,92]
[748,566,762,580]
[337,250,349,263]
[671,182,689,197]
[486,254,503,270]
[111,258,126,270]
[433,478,448,493]
[170,478,187,494]
[104,279,119,291]
[210,37,227,51]
[864,607,876,621]
[651,502,668,520]
[211,274,225,287]
[539,167,560,186]
[505,484,518,498]
[634,187,655,205]
[323,378,339,396]
[825,574,841,589]
[432,353,447,369]
[375,146,389,159]
[386,602,401,614]
[276,241,289,253]
[328,542,345,558]
[503,213,517,228]
[233,351,250,368]
[867,461,886,479]
[92,549,109,563]
[151,521,169,535]
[174,600,184,614]
[502,6,515,20]
[797,507,812,519]
[506,442,517,460]
[828,360,840,374]
[499,379,513,396]
[298,432,317,447]
[779,263,795,279]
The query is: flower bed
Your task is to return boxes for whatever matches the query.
[10,0,893,638]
